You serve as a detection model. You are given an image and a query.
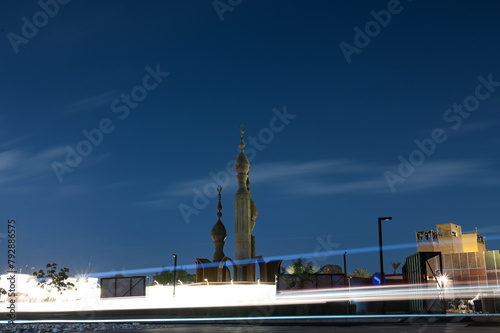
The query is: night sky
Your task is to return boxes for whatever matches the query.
[1,0,500,278]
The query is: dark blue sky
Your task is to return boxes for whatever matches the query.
[1,0,500,277]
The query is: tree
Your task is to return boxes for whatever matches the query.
[280,258,320,289]
[33,263,76,294]
[282,258,320,275]
[151,269,195,285]
[349,268,371,278]
[0,288,7,301]
[390,261,402,274]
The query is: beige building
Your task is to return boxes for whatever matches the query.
[416,222,486,254]
[415,223,497,287]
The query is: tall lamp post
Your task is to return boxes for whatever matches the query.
[378,216,392,314]
[344,251,349,315]
[172,254,178,297]
[378,217,392,285]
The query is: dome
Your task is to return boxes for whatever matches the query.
[235,152,250,174]
[211,220,227,241]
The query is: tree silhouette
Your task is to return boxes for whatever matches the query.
[280,258,320,289]
[152,269,195,285]
[349,268,371,278]
[33,263,75,294]
[389,261,402,274]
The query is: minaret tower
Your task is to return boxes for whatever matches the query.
[211,186,227,262]
[234,125,255,280]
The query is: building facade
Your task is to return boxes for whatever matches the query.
[416,223,498,287]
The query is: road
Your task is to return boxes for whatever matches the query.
[111,323,500,333]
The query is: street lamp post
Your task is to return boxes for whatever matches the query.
[378,216,392,314]
[344,251,349,315]
[378,217,392,285]
[343,251,347,286]
[172,254,178,297]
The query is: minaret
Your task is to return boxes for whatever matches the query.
[234,125,254,280]
[211,185,227,263]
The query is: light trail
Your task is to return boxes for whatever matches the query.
[2,282,498,313]
[277,284,500,303]
[84,233,500,278]
[2,313,500,324]
[83,241,418,278]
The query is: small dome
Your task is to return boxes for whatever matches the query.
[211,220,227,241]
[235,152,250,174]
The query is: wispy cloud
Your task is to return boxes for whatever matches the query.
[0,144,108,195]
[153,158,500,203]
[396,159,494,192]
[63,91,118,113]
[0,136,27,150]
[0,147,65,182]
[455,120,498,134]
[160,159,362,198]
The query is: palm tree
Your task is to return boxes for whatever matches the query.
[349,268,371,278]
[389,261,402,274]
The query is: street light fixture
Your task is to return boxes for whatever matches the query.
[377,217,392,286]
[172,254,177,297]
[378,216,392,315]
[344,251,349,315]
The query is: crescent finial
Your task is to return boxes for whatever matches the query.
[238,125,245,152]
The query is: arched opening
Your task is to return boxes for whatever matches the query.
[255,256,266,282]
[219,257,236,282]
[195,258,213,283]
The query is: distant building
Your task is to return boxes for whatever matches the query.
[321,265,343,274]
[415,222,499,287]
[404,223,500,313]
[416,222,486,254]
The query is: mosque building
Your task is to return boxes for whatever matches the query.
[195,126,282,283]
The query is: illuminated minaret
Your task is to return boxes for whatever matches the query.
[234,125,257,280]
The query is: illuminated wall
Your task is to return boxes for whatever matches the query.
[426,250,500,287]
[463,233,486,253]
[436,223,464,254]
